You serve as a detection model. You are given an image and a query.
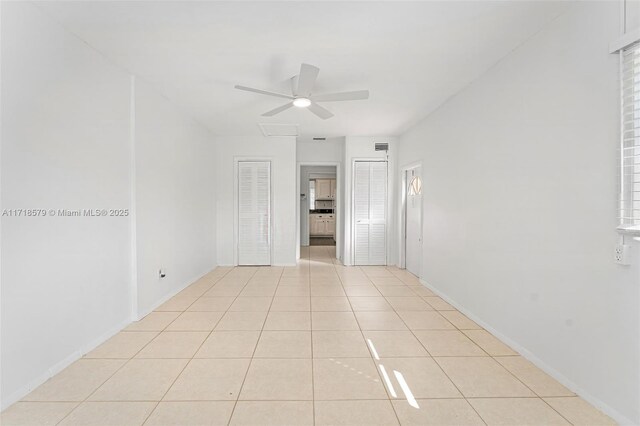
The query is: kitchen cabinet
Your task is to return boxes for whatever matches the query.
[316,179,332,200]
[326,215,336,235]
[309,214,320,235]
[315,178,336,200]
[310,214,335,236]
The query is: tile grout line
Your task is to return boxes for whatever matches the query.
[309,244,343,423]
[364,266,430,426]
[52,267,236,426]
[140,267,240,425]
[485,355,576,425]
[52,318,166,423]
[385,268,572,424]
[158,267,234,330]
[387,282,489,425]
[307,250,316,426]
[19,396,572,403]
[155,267,234,315]
[372,266,493,425]
[225,266,282,426]
[23,254,586,425]
[337,264,403,426]
[387,268,493,425]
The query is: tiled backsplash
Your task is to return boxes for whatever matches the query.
[315,200,333,209]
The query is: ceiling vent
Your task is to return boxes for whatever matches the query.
[312,137,327,141]
[375,142,389,151]
[258,123,299,137]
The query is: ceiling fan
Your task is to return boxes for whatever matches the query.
[234,63,369,120]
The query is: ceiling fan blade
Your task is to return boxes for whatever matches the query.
[308,102,334,120]
[296,64,319,96]
[235,85,294,100]
[261,102,294,117]
[311,90,370,102]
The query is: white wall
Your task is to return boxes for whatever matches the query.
[0,3,219,409]
[625,0,640,32]
[1,2,132,407]
[397,2,639,423]
[216,136,297,266]
[343,136,398,266]
[297,138,345,163]
[134,79,217,316]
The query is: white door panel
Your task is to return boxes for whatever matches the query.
[405,167,422,276]
[353,161,387,265]
[354,163,370,222]
[369,162,387,222]
[369,223,386,264]
[354,223,370,265]
[238,161,271,265]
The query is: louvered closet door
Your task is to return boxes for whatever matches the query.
[238,161,271,266]
[353,161,387,265]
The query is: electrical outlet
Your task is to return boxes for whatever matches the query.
[615,244,631,265]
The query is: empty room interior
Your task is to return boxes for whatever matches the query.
[2,1,640,425]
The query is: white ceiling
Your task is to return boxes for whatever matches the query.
[37,1,567,138]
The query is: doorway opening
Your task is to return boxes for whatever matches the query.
[305,167,336,247]
[296,163,341,261]
[400,164,422,276]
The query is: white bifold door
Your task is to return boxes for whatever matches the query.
[238,161,271,266]
[353,161,387,265]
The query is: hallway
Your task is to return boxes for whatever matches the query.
[1,247,613,425]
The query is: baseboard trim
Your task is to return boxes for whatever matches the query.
[217,263,298,267]
[1,265,221,412]
[419,278,636,426]
[135,265,218,320]
[0,317,131,411]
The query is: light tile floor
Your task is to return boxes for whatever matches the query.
[2,246,617,425]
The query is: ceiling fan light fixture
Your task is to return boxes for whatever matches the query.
[235,63,368,119]
[293,97,311,108]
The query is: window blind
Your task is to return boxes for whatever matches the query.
[620,41,640,230]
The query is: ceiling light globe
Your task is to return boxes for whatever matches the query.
[293,97,311,108]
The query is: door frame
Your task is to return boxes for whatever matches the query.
[399,161,423,272]
[296,162,341,261]
[234,157,274,266]
[351,159,389,266]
